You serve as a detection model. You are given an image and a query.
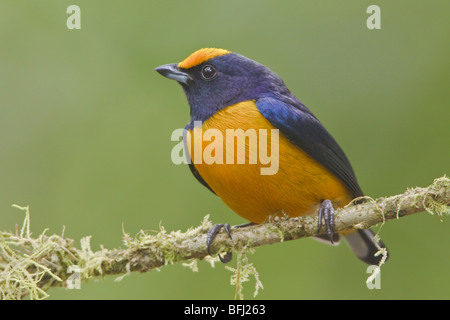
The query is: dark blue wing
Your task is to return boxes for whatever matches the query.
[256,97,363,198]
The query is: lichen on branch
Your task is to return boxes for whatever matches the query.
[0,176,449,300]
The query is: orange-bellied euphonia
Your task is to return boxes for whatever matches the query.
[155,48,388,265]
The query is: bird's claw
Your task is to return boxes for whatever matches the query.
[317,199,336,244]
[207,223,233,263]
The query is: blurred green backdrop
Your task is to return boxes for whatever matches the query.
[1,0,449,299]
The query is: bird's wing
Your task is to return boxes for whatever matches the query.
[256,97,363,198]
[187,162,216,195]
[183,125,217,195]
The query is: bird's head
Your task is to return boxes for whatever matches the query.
[155,48,293,123]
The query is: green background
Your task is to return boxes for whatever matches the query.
[1,0,449,299]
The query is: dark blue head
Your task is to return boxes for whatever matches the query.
[155,48,300,125]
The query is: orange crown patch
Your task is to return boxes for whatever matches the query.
[178,48,231,69]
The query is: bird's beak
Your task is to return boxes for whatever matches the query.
[155,63,192,85]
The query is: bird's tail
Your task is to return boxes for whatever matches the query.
[344,229,388,265]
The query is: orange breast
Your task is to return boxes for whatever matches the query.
[186,101,352,223]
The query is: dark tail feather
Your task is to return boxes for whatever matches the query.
[344,229,389,265]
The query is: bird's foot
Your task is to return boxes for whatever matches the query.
[207,223,233,263]
[206,222,256,263]
[317,199,336,244]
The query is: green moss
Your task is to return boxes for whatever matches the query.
[423,176,450,218]
[0,205,65,300]
[225,249,263,300]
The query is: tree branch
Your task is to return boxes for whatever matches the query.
[1,176,449,299]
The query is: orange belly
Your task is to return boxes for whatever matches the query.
[186,100,352,223]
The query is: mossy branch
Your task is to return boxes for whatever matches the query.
[1,176,449,299]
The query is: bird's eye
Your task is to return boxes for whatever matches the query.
[201,65,217,80]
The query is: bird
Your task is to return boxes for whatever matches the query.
[155,48,388,265]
